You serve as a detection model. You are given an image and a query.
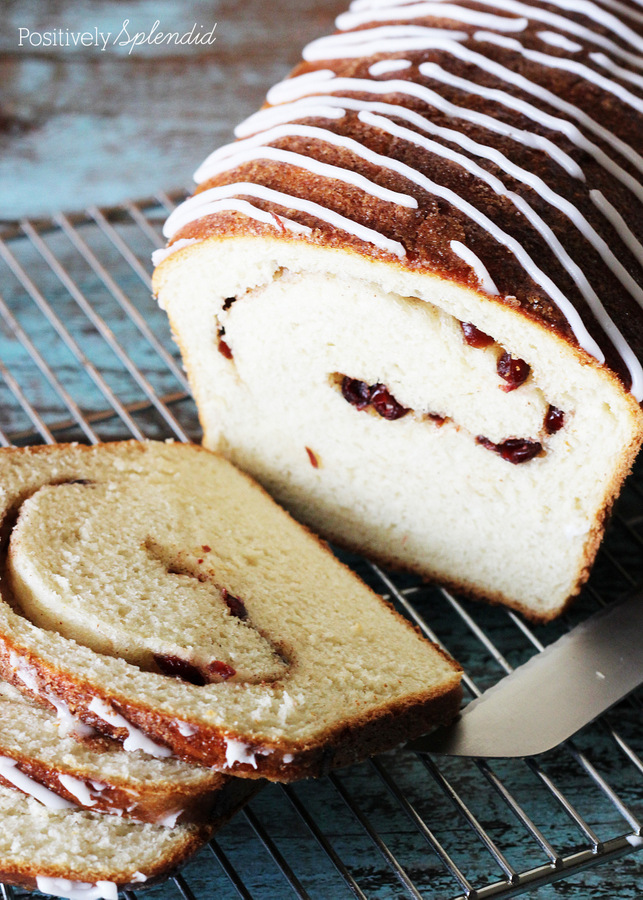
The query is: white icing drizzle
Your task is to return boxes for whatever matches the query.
[9,651,40,693]
[130,872,149,883]
[90,780,108,791]
[349,0,643,24]
[35,878,118,900]
[537,30,583,51]
[163,183,406,257]
[8,653,95,739]
[360,117,603,355]
[590,51,643,88]
[473,31,643,113]
[277,691,296,726]
[359,110,643,394]
[591,190,643,277]
[0,757,76,810]
[158,809,182,827]
[254,76,643,292]
[224,737,258,768]
[152,238,200,267]
[58,773,98,807]
[48,695,96,740]
[238,91,582,179]
[417,43,643,174]
[185,107,614,364]
[88,698,173,758]
[450,240,499,294]
[299,30,643,187]
[165,197,312,237]
[341,0,643,66]
[357,103,637,307]
[417,58,643,198]
[185,84,622,370]
[263,64,643,196]
[369,58,413,74]
[177,720,198,737]
[487,0,643,43]
[236,99,348,137]
[337,3,530,33]
[283,68,337,91]
[245,92,642,390]
[197,124,419,209]
[351,0,443,7]
[237,94,643,325]
[176,2,643,396]
[304,25,469,61]
[282,753,295,763]
[579,0,643,23]
[193,144,418,208]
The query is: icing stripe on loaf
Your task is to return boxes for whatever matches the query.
[163,0,643,397]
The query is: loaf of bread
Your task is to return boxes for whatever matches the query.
[153,0,643,622]
[0,441,461,779]
[0,680,256,824]
[0,782,214,898]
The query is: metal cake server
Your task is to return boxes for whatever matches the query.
[410,588,643,758]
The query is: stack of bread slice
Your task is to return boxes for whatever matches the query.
[0,651,262,897]
[0,440,461,898]
[0,785,219,899]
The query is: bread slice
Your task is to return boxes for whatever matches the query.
[152,2,643,622]
[0,680,255,824]
[0,441,461,780]
[0,782,214,897]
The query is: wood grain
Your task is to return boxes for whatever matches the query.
[0,0,345,219]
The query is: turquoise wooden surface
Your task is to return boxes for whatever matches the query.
[0,0,345,219]
[0,2,642,897]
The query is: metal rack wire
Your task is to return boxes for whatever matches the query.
[0,196,641,899]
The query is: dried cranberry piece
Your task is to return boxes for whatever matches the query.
[497,351,530,391]
[207,661,237,681]
[461,322,494,348]
[544,405,565,434]
[202,545,211,553]
[427,413,446,426]
[498,438,542,464]
[222,588,248,620]
[153,654,206,686]
[341,376,371,409]
[370,383,409,420]
[218,339,233,360]
[476,436,542,464]
[305,446,320,468]
[475,435,497,452]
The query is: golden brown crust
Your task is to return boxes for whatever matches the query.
[0,628,461,783]
[164,7,643,396]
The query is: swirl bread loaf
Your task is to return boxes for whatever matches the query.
[0,680,258,825]
[0,782,214,899]
[153,0,643,622]
[0,441,461,780]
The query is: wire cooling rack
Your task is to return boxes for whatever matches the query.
[0,197,641,900]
